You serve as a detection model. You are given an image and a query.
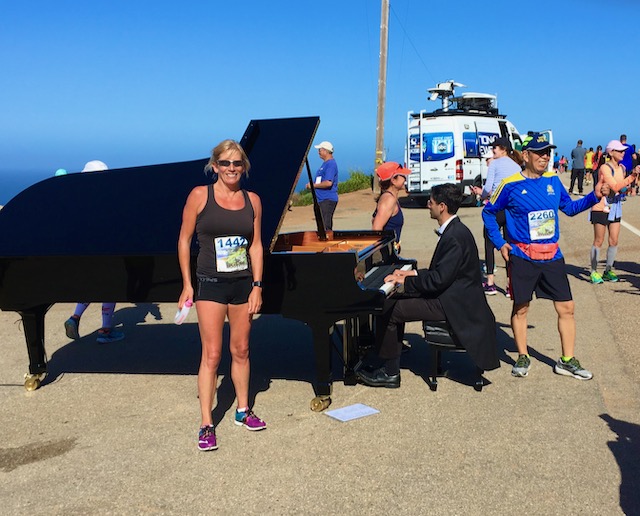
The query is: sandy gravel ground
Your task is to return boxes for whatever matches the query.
[1,175,640,515]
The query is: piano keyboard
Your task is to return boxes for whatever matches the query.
[359,264,413,296]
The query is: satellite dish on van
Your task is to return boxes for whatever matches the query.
[427,80,466,111]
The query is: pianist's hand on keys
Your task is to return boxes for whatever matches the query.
[384,265,416,286]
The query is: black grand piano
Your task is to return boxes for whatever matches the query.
[0,116,409,410]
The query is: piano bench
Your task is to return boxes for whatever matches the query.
[422,321,484,392]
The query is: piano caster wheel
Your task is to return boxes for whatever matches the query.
[310,396,331,412]
[24,373,45,391]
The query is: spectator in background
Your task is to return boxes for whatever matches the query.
[570,139,587,195]
[306,141,339,229]
[64,160,125,344]
[592,145,604,185]
[559,155,568,173]
[620,135,637,197]
[473,137,522,296]
[589,139,640,284]
[585,147,594,185]
[372,161,409,252]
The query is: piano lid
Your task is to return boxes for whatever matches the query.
[240,116,319,252]
[0,158,211,257]
[0,116,319,257]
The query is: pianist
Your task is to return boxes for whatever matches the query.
[356,183,499,388]
[178,139,266,451]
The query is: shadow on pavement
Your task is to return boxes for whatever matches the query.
[600,413,640,514]
[43,307,321,406]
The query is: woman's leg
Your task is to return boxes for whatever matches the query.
[605,222,621,273]
[227,302,252,409]
[101,303,116,329]
[73,302,90,318]
[484,226,496,287]
[195,301,228,427]
[591,223,606,272]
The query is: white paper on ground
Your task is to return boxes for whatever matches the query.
[324,403,379,422]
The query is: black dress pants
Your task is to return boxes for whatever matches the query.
[376,296,446,360]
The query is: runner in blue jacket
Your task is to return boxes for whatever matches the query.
[482,133,609,381]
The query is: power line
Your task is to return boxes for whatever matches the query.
[389,2,437,83]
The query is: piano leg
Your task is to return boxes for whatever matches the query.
[309,320,333,412]
[18,305,50,391]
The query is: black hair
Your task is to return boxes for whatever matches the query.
[431,183,463,214]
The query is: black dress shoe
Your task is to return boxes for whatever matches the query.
[356,367,400,388]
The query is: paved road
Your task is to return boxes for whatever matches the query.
[1,177,639,515]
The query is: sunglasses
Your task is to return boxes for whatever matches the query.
[217,160,244,167]
[528,149,552,156]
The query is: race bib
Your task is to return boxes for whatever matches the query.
[214,236,249,272]
[528,210,556,240]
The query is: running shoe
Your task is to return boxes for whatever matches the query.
[511,354,531,377]
[96,328,125,344]
[234,409,267,431]
[64,317,80,339]
[554,357,593,380]
[602,270,619,282]
[483,282,497,296]
[198,425,218,451]
[590,271,604,284]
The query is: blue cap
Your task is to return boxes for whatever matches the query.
[522,132,556,151]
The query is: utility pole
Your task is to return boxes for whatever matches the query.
[373,0,389,195]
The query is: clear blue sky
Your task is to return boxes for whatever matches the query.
[1,0,639,204]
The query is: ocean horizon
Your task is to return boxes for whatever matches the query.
[0,169,53,206]
[0,167,348,207]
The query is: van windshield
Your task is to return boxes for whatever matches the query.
[410,132,454,162]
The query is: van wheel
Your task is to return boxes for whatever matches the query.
[461,194,478,207]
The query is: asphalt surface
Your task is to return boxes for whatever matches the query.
[1,174,640,515]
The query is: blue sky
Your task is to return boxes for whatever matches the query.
[1,0,639,204]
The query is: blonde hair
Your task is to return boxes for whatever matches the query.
[204,139,251,177]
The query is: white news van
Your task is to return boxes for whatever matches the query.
[405,81,550,206]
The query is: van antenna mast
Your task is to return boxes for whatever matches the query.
[427,80,465,112]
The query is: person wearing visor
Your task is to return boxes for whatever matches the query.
[588,139,639,284]
[372,161,409,253]
[483,132,609,381]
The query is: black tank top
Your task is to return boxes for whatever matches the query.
[195,185,255,278]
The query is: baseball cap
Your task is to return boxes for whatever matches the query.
[314,141,334,153]
[376,161,409,181]
[522,133,556,151]
[491,137,513,151]
[81,160,109,172]
[605,140,628,153]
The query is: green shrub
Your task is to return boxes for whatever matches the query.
[292,168,372,206]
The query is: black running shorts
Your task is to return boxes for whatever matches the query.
[508,255,572,304]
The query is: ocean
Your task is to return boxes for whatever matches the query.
[0,170,51,206]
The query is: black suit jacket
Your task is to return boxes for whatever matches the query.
[404,216,499,371]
